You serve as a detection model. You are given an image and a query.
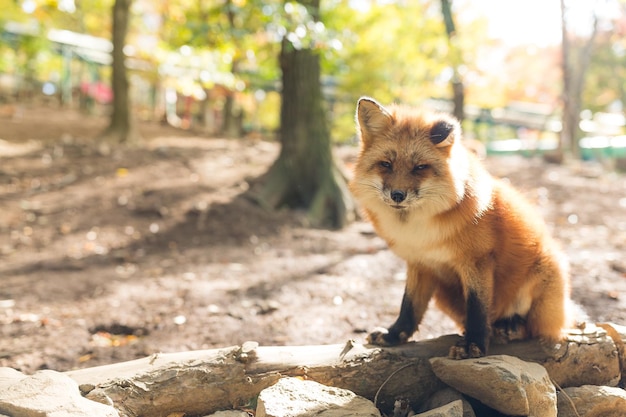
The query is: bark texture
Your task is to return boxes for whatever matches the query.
[255,0,355,229]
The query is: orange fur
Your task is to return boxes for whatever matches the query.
[350,97,571,353]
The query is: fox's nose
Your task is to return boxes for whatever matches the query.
[390,190,406,203]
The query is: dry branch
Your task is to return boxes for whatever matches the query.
[65,325,622,417]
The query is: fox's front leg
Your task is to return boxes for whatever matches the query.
[450,263,494,359]
[368,264,435,346]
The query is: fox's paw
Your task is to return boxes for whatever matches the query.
[366,327,409,346]
[492,314,528,344]
[448,341,485,360]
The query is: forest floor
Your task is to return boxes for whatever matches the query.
[1,105,625,374]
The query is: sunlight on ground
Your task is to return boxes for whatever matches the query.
[0,139,42,157]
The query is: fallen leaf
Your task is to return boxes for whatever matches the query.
[78,354,93,363]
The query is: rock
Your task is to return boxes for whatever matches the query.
[203,411,250,417]
[85,388,115,407]
[418,388,475,417]
[256,377,380,417]
[557,385,626,417]
[415,400,463,417]
[0,368,119,417]
[429,355,556,417]
[0,367,27,390]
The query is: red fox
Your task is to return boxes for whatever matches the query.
[349,97,571,358]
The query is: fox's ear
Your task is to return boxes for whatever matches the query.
[356,97,393,144]
[429,119,460,148]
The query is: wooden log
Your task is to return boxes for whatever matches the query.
[65,325,621,417]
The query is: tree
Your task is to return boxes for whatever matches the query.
[156,0,275,135]
[581,2,626,113]
[255,0,354,229]
[324,1,471,140]
[99,0,138,144]
[440,0,465,122]
[559,0,599,159]
[221,0,243,137]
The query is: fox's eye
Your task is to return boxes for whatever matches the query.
[412,164,429,173]
[379,161,392,169]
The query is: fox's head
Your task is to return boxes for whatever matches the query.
[350,97,471,218]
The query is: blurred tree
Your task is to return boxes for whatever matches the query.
[158,0,275,135]
[0,1,59,102]
[255,0,355,229]
[583,1,626,113]
[323,1,459,140]
[499,45,561,106]
[440,0,464,122]
[559,0,599,160]
[221,0,245,137]
[100,0,138,143]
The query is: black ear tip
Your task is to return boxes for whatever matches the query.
[430,120,455,144]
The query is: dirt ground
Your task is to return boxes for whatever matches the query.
[1,105,625,374]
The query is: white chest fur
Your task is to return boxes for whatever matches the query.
[378,210,455,266]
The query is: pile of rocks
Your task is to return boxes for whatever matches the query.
[235,355,626,417]
[2,353,626,417]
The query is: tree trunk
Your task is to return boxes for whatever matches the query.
[100,0,139,144]
[558,0,598,160]
[65,324,623,417]
[221,0,243,138]
[441,0,465,122]
[221,91,240,137]
[254,0,355,229]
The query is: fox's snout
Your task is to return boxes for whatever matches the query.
[390,190,407,203]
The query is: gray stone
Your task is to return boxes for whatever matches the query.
[418,388,475,417]
[430,355,556,417]
[203,411,250,417]
[256,377,380,417]
[415,400,463,417]
[557,385,626,417]
[0,368,119,417]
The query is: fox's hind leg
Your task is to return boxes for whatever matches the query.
[526,257,570,342]
[367,264,435,346]
[526,286,568,342]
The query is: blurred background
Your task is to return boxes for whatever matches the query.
[1,0,624,159]
[2,0,626,375]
